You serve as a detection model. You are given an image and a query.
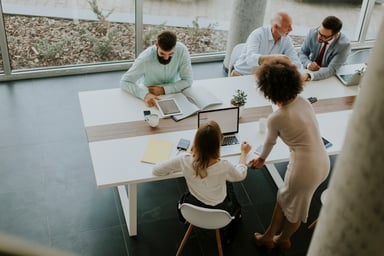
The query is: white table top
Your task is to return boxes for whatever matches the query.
[79,75,357,188]
[79,75,358,127]
[88,110,352,188]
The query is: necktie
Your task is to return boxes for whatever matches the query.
[316,42,328,66]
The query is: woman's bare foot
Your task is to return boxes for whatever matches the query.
[273,235,291,250]
[253,232,275,249]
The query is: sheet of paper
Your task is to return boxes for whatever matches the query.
[141,137,173,164]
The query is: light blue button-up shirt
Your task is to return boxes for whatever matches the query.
[120,42,193,100]
[234,26,301,75]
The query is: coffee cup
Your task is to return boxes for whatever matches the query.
[146,113,159,128]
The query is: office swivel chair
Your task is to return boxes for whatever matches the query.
[345,49,370,65]
[176,203,234,256]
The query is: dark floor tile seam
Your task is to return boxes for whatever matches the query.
[50,224,124,237]
[38,138,89,147]
[45,214,55,248]
[0,186,44,196]
[0,141,45,149]
[112,187,127,228]
[119,228,131,256]
[0,136,88,150]
[236,181,254,207]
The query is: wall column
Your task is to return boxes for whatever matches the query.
[222,0,267,72]
[307,18,384,255]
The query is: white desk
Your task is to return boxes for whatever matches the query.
[78,75,358,236]
[79,75,358,127]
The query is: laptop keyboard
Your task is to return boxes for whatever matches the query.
[222,135,239,146]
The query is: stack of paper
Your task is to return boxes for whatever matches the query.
[141,138,173,164]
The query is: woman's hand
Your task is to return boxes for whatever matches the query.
[248,157,265,169]
[239,141,252,165]
[241,141,252,154]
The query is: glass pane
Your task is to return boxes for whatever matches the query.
[366,1,384,40]
[265,0,365,46]
[1,0,135,70]
[142,0,229,55]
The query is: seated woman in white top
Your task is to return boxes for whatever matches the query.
[152,120,251,219]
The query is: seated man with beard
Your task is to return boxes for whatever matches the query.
[299,16,351,81]
[120,30,193,107]
[231,12,301,76]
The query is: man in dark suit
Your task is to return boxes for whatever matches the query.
[299,16,351,81]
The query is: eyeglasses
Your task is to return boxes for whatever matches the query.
[317,27,334,40]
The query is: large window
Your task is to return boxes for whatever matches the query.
[142,0,229,55]
[265,0,382,46]
[0,0,381,81]
[364,0,383,41]
[1,0,134,71]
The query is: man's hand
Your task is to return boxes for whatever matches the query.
[148,86,165,96]
[307,61,320,71]
[144,93,158,107]
[259,54,290,65]
[301,73,311,82]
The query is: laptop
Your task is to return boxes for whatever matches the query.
[197,106,242,156]
[336,63,367,86]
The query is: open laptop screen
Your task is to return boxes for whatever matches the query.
[197,107,239,135]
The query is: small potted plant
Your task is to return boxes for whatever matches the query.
[231,89,247,116]
[231,89,247,106]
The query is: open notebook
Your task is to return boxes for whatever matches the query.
[154,87,222,120]
[197,107,242,156]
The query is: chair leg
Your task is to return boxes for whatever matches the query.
[215,229,224,256]
[176,223,193,256]
[308,218,318,229]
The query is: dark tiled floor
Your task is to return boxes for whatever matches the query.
[0,62,335,256]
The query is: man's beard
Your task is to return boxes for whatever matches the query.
[157,54,172,65]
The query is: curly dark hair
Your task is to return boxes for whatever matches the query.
[255,58,303,105]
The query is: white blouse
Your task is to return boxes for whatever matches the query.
[153,153,247,206]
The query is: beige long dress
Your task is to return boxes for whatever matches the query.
[259,96,330,223]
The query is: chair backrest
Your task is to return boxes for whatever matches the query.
[179,203,234,230]
[345,49,370,64]
[228,43,246,73]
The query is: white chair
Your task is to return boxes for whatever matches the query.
[345,49,370,64]
[176,203,235,256]
[308,189,328,229]
[228,43,245,77]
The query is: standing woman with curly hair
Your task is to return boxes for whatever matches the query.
[249,57,330,250]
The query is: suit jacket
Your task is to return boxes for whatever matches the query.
[299,27,351,81]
